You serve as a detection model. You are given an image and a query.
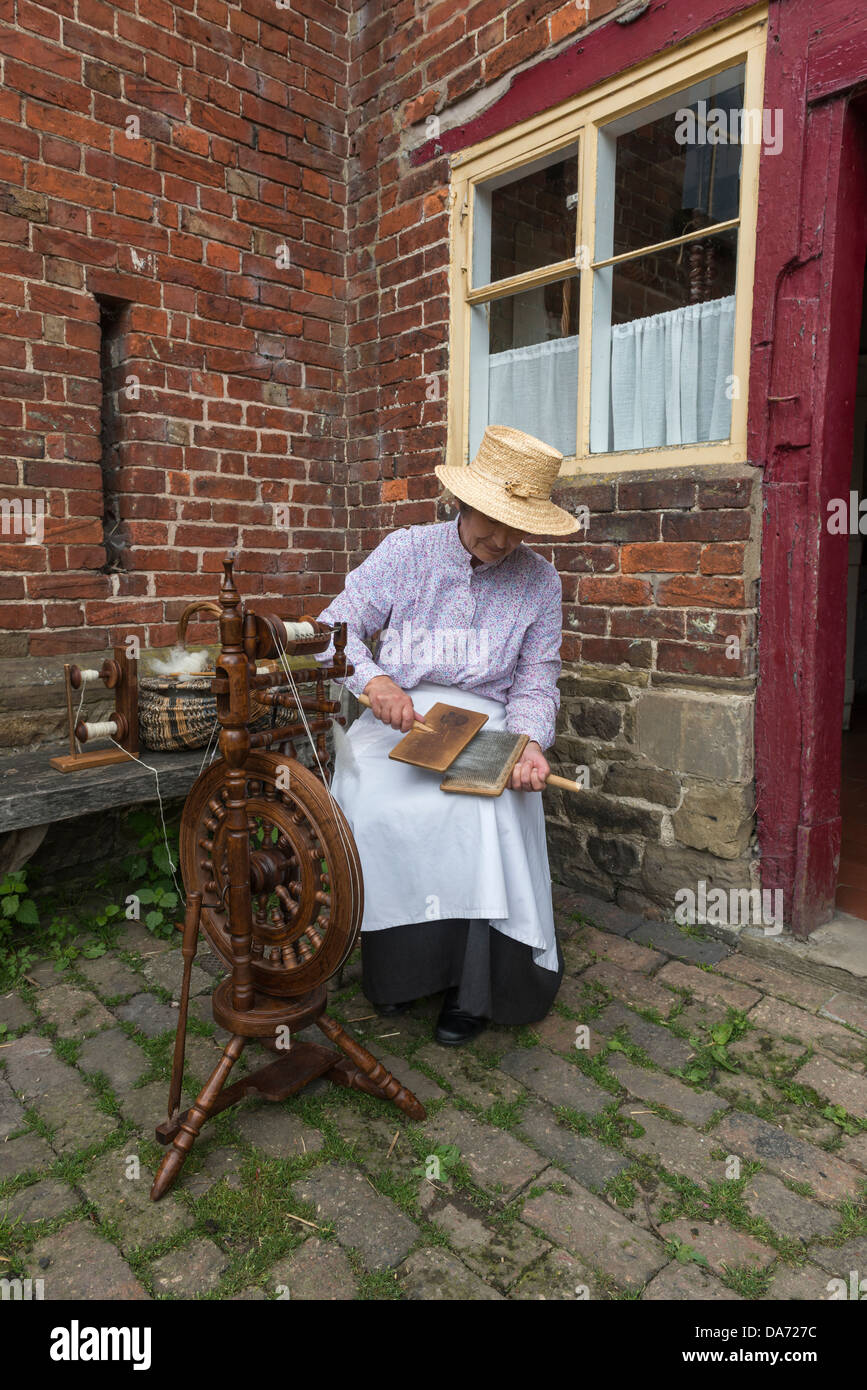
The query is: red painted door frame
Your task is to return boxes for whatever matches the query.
[754,79,867,937]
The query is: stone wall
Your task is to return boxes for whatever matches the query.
[543,463,760,918]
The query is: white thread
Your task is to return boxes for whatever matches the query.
[81,719,118,740]
[283,621,315,641]
[107,737,184,901]
[70,668,110,754]
[197,718,221,778]
[71,678,88,754]
[271,622,362,962]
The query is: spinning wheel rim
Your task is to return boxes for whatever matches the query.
[180,750,363,995]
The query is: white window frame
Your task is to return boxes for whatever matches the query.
[446,6,769,475]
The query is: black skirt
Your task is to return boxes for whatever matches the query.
[360,917,564,1026]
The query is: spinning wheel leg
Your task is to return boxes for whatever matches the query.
[150,1034,246,1201]
[166,891,202,1123]
[316,1012,426,1121]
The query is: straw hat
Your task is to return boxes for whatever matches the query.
[435,425,580,536]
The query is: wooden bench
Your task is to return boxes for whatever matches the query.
[0,731,327,874]
[0,745,209,836]
[0,745,210,873]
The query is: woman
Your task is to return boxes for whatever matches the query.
[317,425,580,1045]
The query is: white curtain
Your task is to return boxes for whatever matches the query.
[485,294,735,455]
[610,294,735,450]
[488,334,580,457]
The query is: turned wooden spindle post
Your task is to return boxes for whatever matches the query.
[217,554,256,1015]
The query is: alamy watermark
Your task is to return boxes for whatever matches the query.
[827,493,867,533]
[378,619,490,675]
[826,1270,867,1300]
[675,101,783,156]
[0,497,44,545]
[674,880,783,934]
[49,1322,151,1370]
[1,1277,44,1300]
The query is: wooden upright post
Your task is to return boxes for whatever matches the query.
[216,557,255,1015]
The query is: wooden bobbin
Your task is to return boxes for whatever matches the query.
[50,645,139,774]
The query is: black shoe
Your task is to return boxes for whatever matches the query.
[374,999,415,1016]
[435,988,487,1046]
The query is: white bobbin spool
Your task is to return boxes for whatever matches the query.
[80,719,118,741]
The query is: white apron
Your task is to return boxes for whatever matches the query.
[330,680,559,972]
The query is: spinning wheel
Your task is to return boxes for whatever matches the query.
[150,557,426,1201]
[181,751,363,995]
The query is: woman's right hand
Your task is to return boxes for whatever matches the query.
[364,675,420,732]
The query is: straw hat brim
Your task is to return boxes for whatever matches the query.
[435,464,581,536]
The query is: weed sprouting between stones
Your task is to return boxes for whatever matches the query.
[673,1008,752,1086]
[720,1262,775,1298]
[481,1097,526,1131]
[554,1099,637,1149]
[351,1257,404,1300]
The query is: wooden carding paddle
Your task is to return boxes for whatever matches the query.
[388,701,489,773]
[441,731,528,796]
[440,728,586,797]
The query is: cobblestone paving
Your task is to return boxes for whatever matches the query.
[1,887,866,1301]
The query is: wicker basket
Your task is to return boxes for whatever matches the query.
[138,602,300,753]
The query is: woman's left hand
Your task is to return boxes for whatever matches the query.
[510,740,549,792]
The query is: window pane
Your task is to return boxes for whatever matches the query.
[468,276,579,460]
[597,65,745,261]
[472,143,579,287]
[590,228,737,454]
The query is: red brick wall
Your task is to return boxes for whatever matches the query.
[343,0,757,688]
[549,473,756,675]
[0,0,350,658]
[0,0,758,699]
[344,0,606,567]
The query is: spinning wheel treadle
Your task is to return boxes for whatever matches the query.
[150,556,426,1202]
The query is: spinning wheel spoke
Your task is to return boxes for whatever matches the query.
[180,751,363,997]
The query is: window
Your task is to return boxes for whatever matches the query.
[96,296,131,573]
[469,145,582,459]
[447,10,768,474]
